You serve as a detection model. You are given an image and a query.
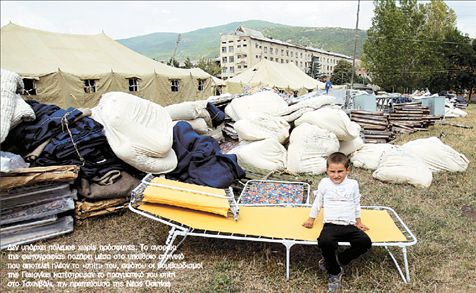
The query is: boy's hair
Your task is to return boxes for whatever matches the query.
[327,152,350,169]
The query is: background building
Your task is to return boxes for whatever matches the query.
[219,26,352,80]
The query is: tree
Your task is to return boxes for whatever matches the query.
[184,57,193,69]
[362,0,459,93]
[196,57,221,76]
[331,60,353,85]
[167,58,179,68]
[428,29,476,95]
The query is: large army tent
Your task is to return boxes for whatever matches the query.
[226,59,325,95]
[0,23,220,108]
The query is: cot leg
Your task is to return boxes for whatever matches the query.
[283,242,294,280]
[165,227,176,246]
[403,247,410,282]
[385,246,409,283]
[159,228,178,267]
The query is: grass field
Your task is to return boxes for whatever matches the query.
[1,105,475,293]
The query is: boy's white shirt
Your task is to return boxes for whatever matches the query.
[309,176,361,225]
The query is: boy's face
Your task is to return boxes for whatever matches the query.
[326,162,350,184]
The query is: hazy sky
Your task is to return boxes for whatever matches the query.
[1,1,475,39]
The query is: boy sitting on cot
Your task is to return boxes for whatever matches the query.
[303,152,371,292]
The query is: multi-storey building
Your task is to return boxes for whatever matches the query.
[220,26,352,80]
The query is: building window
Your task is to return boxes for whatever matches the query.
[198,79,205,91]
[264,47,268,53]
[243,44,247,47]
[286,60,289,63]
[222,57,228,63]
[281,49,284,56]
[295,61,298,65]
[230,67,234,73]
[270,57,274,61]
[300,52,303,58]
[281,59,284,63]
[228,46,234,53]
[222,47,227,53]
[237,54,242,59]
[278,89,285,94]
[237,65,242,69]
[286,50,289,56]
[270,48,274,54]
[170,79,180,92]
[22,78,37,95]
[255,43,259,49]
[237,45,241,48]
[228,40,233,43]
[293,91,298,97]
[242,54,247,58]
[83,79,97,93]
[256,55,259,59]
[229,56,234,62]
[128,77,140,92]
[221,41,226,44]
[291,52,294,57]
[222,67,227,74]
[243,65,248,68]
[264,56,268,59]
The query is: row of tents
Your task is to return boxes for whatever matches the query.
[1,23,326,108]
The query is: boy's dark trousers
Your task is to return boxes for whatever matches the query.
[318,223,372,275]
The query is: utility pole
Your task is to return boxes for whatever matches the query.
[350,0,360,90]
[170,34,181,67]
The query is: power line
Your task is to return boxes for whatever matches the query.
[369,35,471,45]
[377,68,471,74]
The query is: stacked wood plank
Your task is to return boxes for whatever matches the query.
[350,101,442,143]
[350,110,394,143]
[389,102,441,133]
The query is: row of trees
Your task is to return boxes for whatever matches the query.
[167,57,221,76]
[363,0,475,95]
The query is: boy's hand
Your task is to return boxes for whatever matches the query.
[355,218,369,231]
[302,218,315,229]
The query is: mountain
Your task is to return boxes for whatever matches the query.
[117,20,367,62]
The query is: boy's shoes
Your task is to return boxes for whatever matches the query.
[318,258,326,271]
[328,267,344,293]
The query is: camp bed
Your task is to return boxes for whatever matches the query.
[129,175,417,283]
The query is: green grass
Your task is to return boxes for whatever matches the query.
[1,105,475,292]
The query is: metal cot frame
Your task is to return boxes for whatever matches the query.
[129,178,417,283]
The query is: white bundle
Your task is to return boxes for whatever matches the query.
[165,100,208,120]
[400,137,469,172]
[445,107,467,118]
[229,138,287,171]
[339,136,365,156]
[286,123,339,175]
[173,118,210,135]
[372,148,432,188]
[351,144,396,170]
[92,92,177,174]
[234,113,290,144]
[279,95,337,116]
[224,91,288,121]
[295,106,361,141]
[1,69,35,143]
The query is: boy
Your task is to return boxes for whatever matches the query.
[303,152,371,292]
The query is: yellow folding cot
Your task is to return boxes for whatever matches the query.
[129,175,417,283]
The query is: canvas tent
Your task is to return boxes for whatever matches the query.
[226,59,325,95]
[0,23,221,108]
